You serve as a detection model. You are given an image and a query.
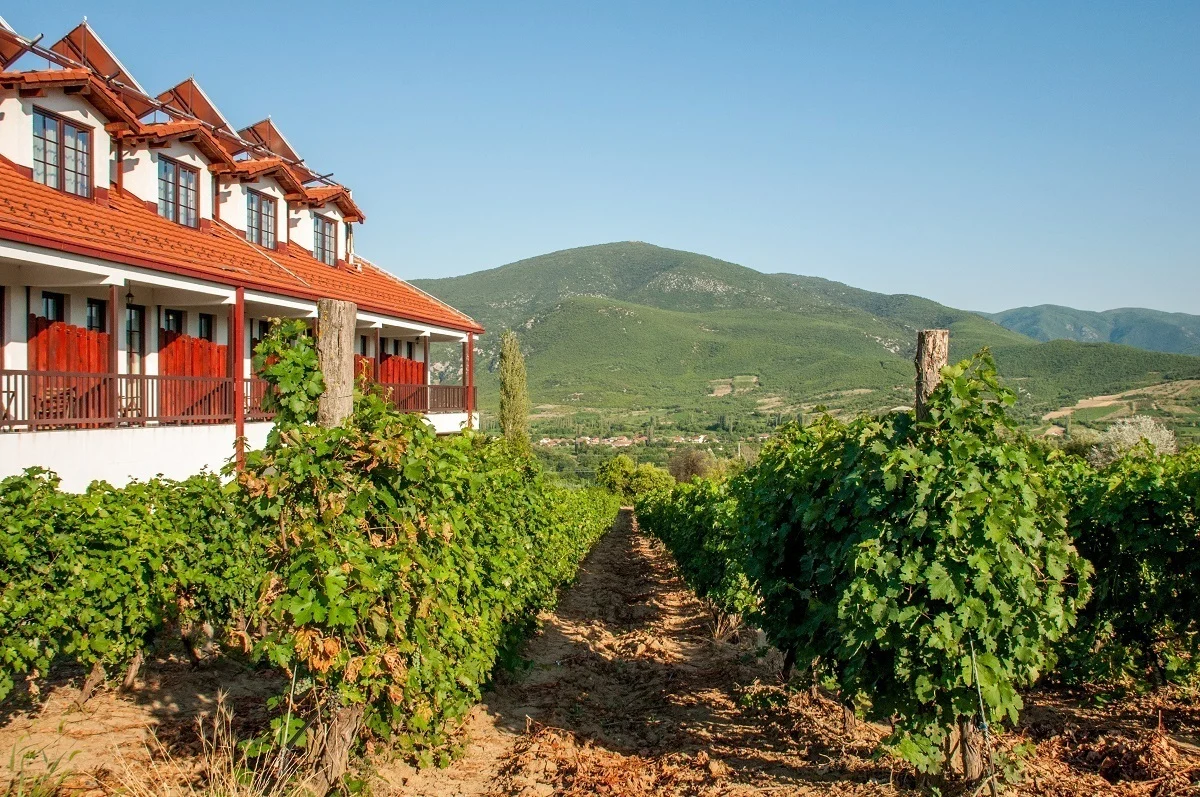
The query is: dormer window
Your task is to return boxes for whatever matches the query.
[246,189,276,248]
[157,156,199,227]
[313,214,337,265]
[33,109,92,198]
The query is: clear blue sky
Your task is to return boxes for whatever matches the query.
[8,2,1198,313]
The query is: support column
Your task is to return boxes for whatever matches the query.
[421,335,430,383]
[108,284,119,427]
[232,287,245,467]
[422,334,430,413]
[464,332,475,429]
[372,327,381,383]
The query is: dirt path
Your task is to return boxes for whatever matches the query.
[381,510,905,796]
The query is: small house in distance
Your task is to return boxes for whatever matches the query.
[0,18,482,489]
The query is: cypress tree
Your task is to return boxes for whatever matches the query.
[498,330,531,452]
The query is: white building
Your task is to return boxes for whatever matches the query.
[0,19,481,490]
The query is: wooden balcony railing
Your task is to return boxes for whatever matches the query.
[376,383,475,415]
[1,370,475,432]
[0,370,233,431]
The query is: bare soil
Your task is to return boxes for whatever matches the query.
[375,512,1200,796]
[3,511,1199,795]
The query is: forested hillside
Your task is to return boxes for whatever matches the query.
[987,304,1200,355]
[414,242,1200,420]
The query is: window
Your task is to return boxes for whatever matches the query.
[163,309,185,334]
[127,305,145,374]
[313,214,337,265]
[86,298,107,332]
[406,341,415,359]
[392,340,401,357]
[257,320,271,340]
[198,313,214,342]
[41,292,65,322]
[246,189,277,248]
[33,109,91,198]
[158,157,199,227]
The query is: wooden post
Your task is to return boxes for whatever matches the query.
[372,327,381,383]
[914,329,949,421]
[317,298,356,427]
[464,332,475,429]
[421,334,431,413]
[421,335,430,384]
[231,288,245,467]
[108,284,119,427]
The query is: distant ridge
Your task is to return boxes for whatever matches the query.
[413,242,1200,415]
[985,304,1200,356]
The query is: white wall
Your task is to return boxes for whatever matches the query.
[219,175,286,241]
[289,202,345,260]
[0,422,272,492]
[0,90,113,194]
[121,139,213,221]
[0,414,471,491]
[1,284,26,369]
[427,411,476,435]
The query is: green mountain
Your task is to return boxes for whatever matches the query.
[986,305,1200,356]
[414,243,1200,422]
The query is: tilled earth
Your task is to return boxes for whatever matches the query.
[376,511,1200,796]
[2,510,1198,795]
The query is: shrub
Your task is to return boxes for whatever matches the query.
[239,320,619,781]
[0,470,264,703]
[597,454,674,503]
[733,353,1091,773]
[635,478,755,631]
[667,448,718,483]
[1087,415,1177,467]
[1061,447,1200,684]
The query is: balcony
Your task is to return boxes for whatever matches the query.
[0,370,476,432]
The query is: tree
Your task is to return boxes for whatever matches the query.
[498,330,531,452]
[668,448,717,483]
[597,454,673,503]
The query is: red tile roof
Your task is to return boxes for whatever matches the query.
[116,121,235,166]
[0,69,142,127]
[297,184,365,223]
[0,160,481,334]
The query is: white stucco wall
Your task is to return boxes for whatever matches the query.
[0,414,471,491]
[1,283,29,369]
[289,202,345,260]
[121,139,213,221]
[0,422,272,492]
[426,411,476,435]
[0,90,113,194]
[219,175,286,240]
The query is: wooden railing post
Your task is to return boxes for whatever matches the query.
[231,288,245,467]
[915,329,949,421]
[372,327,381,383]
[421,335,430,413]
[108,284,119,428]
[317,298,356,427]
[463,332,475,429]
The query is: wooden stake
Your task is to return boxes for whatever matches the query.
[914,329,950,421]
[316,298,356,428]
